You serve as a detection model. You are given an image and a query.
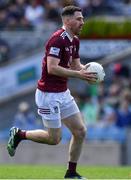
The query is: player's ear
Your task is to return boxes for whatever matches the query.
[62,16,68,23]
[63,16,72,26]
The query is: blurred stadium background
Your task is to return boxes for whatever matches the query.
[0,0,131,167]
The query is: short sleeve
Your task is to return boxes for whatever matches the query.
[47,36,63,59]
[73,37,80,59]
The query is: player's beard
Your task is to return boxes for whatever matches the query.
[71,27,81,36]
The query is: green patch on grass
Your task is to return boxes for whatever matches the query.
[0,165,131,179]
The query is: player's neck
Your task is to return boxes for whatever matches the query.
[62,25,74,39]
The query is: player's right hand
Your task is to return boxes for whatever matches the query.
[79,69,98,83]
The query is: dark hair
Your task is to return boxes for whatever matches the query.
[61,6,82,17]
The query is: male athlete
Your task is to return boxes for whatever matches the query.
[7,6,97,179]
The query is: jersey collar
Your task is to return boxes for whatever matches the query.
[62,26,73,42]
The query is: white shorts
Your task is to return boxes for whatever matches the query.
[35,89,80,128]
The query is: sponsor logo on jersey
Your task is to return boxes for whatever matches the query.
[49,47,60,56]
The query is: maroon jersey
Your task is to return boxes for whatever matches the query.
[37,28,80,92]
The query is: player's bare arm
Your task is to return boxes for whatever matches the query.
[70,58,85,70]
[47,56,97,82]
[70,58,97,82]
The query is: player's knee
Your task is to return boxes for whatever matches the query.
[74,126,87,140]
[79,126,87,139]
[49,136,61,145]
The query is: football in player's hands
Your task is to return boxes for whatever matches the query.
[85,62,105,84]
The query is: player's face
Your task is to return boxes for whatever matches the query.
[69,11,84,35]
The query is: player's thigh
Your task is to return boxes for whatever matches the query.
[48,127,62,144]
[62,112,87,137]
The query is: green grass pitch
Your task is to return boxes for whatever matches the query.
[0,165,131,179]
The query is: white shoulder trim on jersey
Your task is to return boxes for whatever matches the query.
[74,35,79,39]
[61,27,73,42]
[60,31,67,40]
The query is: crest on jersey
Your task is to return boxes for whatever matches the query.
[65,47,69,51]
[49,47,60,56]
[53,106,59,113]
[69,46,73,54]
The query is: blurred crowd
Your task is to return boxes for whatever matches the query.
[0,0,131,65]
[0,0,131,31]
